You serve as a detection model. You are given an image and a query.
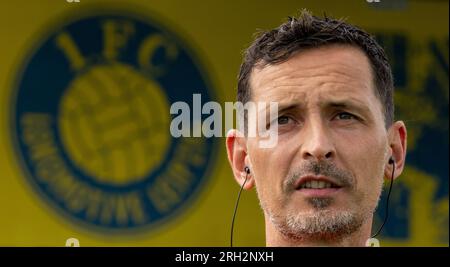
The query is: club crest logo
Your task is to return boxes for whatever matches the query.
[10,10,217,231]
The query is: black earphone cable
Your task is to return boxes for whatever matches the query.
[230,167,249,247]
[371,159,395,238]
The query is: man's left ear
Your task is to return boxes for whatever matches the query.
[385,121,407,180]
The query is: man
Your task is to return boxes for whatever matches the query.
[226,10,407,246]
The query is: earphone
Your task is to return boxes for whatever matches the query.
[230,156,395,246]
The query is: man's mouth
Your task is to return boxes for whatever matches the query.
[294,175,343,197]
[295,175,342,189]
[298,180,341,189]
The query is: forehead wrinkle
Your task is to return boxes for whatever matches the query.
[250,67,372,104]
[251,77,373,111]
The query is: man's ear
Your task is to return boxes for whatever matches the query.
[226,129,255,190]
[385,121,407,180]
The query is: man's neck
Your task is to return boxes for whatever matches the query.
[265,218,373,247]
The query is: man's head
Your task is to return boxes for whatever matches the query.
[238,10,395,128]
[226,10,407,246]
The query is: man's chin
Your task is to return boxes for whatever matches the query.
[270,209,365,242]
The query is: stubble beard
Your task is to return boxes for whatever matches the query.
[258,160,383,244]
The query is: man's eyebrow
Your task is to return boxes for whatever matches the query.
[277,103,302,113]
[327,100,371,114]
[270,100,372,116]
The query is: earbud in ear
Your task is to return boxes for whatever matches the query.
[244,166,250,174]
[388,156,394,165]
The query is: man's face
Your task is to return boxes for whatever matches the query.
[246,45,390,240]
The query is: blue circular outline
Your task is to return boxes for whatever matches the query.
[9,6,220,235]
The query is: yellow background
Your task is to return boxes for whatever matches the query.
[0,0,448,246]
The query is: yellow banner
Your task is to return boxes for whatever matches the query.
[0,0,448,246]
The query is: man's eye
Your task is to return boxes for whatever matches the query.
[277,116,291,125]
[336,112,356,120]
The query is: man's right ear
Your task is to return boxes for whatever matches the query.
[226,129,255,190]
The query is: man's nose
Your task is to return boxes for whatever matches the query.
[301,119,336,161]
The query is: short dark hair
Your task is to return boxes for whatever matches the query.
[237,10,394,128]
